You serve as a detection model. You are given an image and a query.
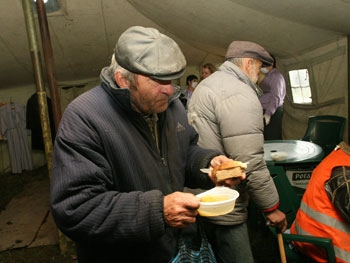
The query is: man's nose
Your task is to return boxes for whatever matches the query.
[161,84,174,95]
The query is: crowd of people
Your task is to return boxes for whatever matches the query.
[51,25,346,263]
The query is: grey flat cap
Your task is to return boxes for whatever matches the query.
[225,41,273,67]
[115,26,186,80]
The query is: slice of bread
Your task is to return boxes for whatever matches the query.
[212,160,247,182]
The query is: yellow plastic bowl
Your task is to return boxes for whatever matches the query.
[196,187,239,217]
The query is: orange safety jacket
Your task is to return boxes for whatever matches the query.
[290,142,350,263]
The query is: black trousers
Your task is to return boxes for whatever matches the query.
[264,106,283,140]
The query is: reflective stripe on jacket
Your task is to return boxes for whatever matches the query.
[290,143,350,263]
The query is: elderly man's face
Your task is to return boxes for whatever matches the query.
[129,75,174,114]
[247,59,263,84]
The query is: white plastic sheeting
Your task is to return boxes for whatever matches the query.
[281,37,348,141]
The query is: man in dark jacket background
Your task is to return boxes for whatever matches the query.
[50,26,245,263]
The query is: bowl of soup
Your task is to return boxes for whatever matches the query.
[196,187,239,217]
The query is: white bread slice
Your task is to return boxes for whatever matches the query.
[212,160,247,182]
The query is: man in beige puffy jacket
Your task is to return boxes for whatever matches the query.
[188,41,287,263]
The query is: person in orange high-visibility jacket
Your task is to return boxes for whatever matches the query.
[291,141,350,263]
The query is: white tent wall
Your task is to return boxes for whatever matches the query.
[58,78,100,111]
[280,37,348,142]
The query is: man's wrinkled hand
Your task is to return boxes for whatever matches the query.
[163,192,200,228]
[265,209,287,233]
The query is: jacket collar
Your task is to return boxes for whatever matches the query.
[219,61,259,93]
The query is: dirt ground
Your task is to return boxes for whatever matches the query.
[0,166,279,263]
[0,167,77,263]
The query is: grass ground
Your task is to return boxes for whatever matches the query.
[0,167,279,263]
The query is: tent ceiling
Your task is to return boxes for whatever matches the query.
[1,0,349,88]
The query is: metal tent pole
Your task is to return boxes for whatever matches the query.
[21,0,71,255]
[35,0,62,132]
[21,0,53,176]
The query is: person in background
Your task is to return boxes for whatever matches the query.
[290,141,350,262]
[188,40,287,263]
[50,26,245,263]
[26,93,56,150]
[201,63,217,80]
[180,74,199,109]
[258,54,286,140]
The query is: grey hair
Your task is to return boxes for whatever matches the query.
[227,57,245,67]
[228,57,261,68]
[109,54,137,86]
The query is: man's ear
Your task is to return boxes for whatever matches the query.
[241,58,252,74]
[114,71,130,88]
[247,58,255,66]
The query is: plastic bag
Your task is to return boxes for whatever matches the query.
[169,225,217,263]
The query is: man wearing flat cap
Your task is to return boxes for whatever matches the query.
[50,26,245,263]
[188,41,287,263]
